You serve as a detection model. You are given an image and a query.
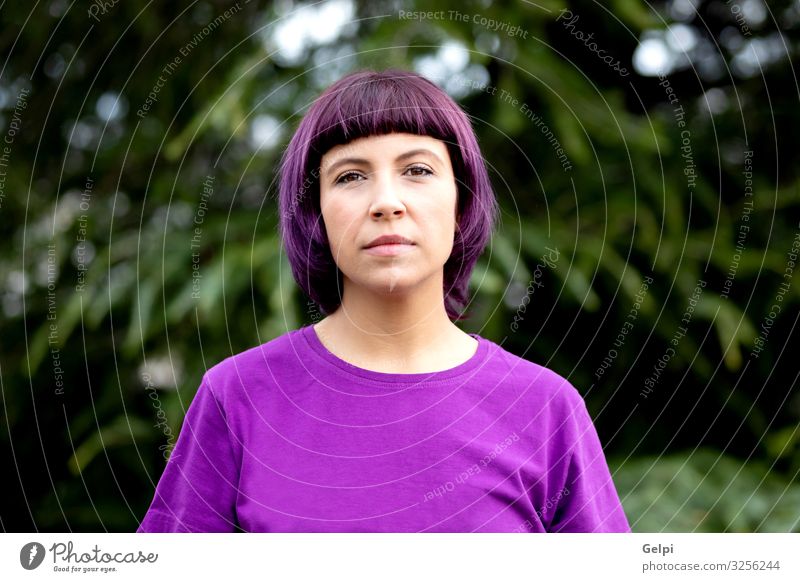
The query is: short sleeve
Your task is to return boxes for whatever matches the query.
[137,376,240,532]
[547,393,630,533]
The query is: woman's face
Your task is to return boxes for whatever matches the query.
[319,132,459,298]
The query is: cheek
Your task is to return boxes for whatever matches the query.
[321,202,356,255]
[431,194,459,227]
[425,204,458,249]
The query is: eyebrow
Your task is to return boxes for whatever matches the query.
[323,148,444,176]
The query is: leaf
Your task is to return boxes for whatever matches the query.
[765,426,800,461]
[561,263,601,311]
[68,415,153,476]
[708,296,757,371]
[608,0,656,29]
[124,279,157,356]
[491,229,530,283]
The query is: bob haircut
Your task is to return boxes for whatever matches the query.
[277,68,499,321]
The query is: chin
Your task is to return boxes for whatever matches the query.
[344,266,442,296]
[354,273,423,296]
[370,279,418,295]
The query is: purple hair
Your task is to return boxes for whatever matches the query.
[277,69,499,321]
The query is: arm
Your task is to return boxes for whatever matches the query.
[547,393,631,533]
[137,376,240,532]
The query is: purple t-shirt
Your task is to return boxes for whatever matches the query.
[137,324,630,533]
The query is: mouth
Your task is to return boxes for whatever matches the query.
[363,243,416,257]
[364,235,415,249]
[362,235,416,257]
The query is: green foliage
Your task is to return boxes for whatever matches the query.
[612,450,800,532]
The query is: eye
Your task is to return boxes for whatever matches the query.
[405,164,433,177]
[335,171,364,185]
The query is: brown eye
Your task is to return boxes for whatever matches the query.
[336,171,363,184]
[405,165,433,177]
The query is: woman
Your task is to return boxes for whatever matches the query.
[137,69,630,533]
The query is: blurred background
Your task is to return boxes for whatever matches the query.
[1,0,798,532]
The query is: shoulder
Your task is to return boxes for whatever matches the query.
[200,327,306,402]
[481,338,586,415]
[480,341,599,456]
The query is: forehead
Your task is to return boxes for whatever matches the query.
[320,132,449,163]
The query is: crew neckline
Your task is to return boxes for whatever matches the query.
[299,323,490,384]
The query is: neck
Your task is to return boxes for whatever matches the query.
[314,273,468,369]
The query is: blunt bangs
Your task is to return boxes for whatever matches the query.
[278,69,499,320]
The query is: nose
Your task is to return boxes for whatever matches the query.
[369,174,406,219]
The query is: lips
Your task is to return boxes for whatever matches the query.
[364,234,415,249]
